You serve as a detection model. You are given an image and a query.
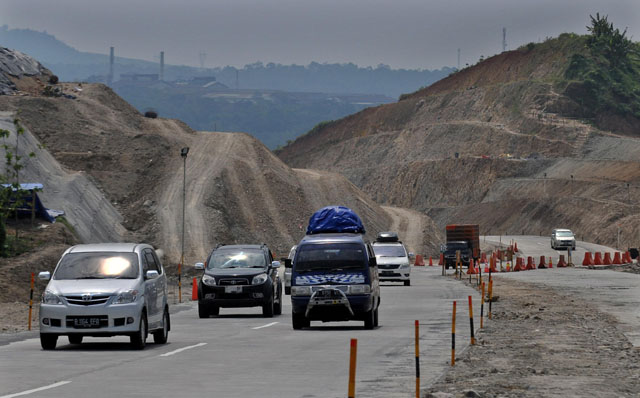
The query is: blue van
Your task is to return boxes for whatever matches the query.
[286,207,380,329]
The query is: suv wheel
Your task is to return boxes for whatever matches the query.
[292,312,309,330]
[130,312,147,350]
[285,286,291,295]
[153,308,170,344]
[364,308,375,329]
[68,335,83,344]
[40,333,57,350]
[263,296,274,318]
[274,286,282,315]
[404,280,410,286]
[198,301,210,318]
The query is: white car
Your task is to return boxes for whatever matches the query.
[283,245,296,295]
[38,243,170,350]
[372,238,411,286]
[551,229,576,250]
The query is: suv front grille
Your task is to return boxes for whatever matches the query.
[218,278,250,286]
[65,295,111,306]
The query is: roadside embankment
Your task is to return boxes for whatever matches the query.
[426,276,640,397]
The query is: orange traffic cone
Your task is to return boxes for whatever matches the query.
[548,257,553,268]
[415,255,425,266]
[438,253,444,266]
[594,252,604,265]
[538,255,547,269]
[613,252,622,265]
[557,255,567,268]
[429,256,433,266]
[514,242,518,252]
[602,252,612,265]
[192,277,198,300]
[582,252,594,266]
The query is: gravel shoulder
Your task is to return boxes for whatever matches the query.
[426,276,640,397]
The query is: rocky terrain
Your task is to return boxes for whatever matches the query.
[277,34,640,249]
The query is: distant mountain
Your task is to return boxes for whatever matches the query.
[0,26,453,98]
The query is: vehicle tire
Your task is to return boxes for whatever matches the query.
[198,301,210,318]
[274,285,282,315]
[285,286,291,295]
[404,280,411,286]
[210,306,219,316]
[153,308,169,344]
[130,312,147,350]
[263,296,274,318]
[292,312,309,330]
[40,333,57,350]
[373,307,379,328]
[68,335,83,345]
[364,308,375,330]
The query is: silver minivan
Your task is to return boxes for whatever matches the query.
[38,243,170,350]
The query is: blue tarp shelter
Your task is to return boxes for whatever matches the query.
[1,183,63,223]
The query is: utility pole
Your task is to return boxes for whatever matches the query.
[108,46,114,86]
[179,147,190,303]
[159,51,165,81]
[235,68,239,90]
[457,48,461,70]
[502,28,507,52]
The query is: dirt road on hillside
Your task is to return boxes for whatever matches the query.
[381,206,424,254]
[157,132,235,263]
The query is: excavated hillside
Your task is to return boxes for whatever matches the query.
[278,34,640,249]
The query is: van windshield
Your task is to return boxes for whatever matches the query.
[295,243,366,272]
[208,249,266,269]
[556,231,574,237]
[54,252,139,280]
[373,245,406,257]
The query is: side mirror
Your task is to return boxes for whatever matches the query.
[369,256,377,267]
[194,262,205,270]
[408,252,415,258]
[284,259,292,268]
[146,270,159,280]
[271,260,281,268]
[38,271,51,281]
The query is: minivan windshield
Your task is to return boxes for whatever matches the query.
[54,252,139,280]
[373,245,406,257]
[208,249,266,269]
[295,243,366,272]
[556,231,574,237]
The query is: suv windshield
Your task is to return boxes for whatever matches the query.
[556,231,574,237]
[373,245,406,257]
[208,249,266,269]
[54,252,139,280]
[295,243,366,271]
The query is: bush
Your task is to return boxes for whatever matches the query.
[144,111,158,118]
[48,75,59,84]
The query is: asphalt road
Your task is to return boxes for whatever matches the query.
[0,267,480,398]
[484,235,640,347]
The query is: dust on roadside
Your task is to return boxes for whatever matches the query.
[426,276,640,397]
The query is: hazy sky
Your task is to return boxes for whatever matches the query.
[1,0,639,70]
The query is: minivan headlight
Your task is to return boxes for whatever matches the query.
[202,274,217,287]
[42,290,63,305]
[346,285,371,295]
[113,290,138,304]
[252,273,268,285]
[291,286,312,296]
[399,263,410,269]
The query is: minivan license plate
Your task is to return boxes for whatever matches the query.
[225,286,242,293]
[73,317,101,328]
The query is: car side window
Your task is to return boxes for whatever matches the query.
[144,250,160,273]
[150,250,163,275]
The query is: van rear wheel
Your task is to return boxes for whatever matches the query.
[364,308,375,329]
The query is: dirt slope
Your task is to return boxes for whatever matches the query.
[277,35,640,248]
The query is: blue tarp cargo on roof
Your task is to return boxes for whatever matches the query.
[306,206,365,235]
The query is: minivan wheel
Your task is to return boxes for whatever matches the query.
[364,308,375,330]
[373,307,379,327]
[130,313,147,350]
[285,286,291,295]
[404,280,411,286]
[153,309,169,344]
[292,312,309,330]
[263,296,274,318]
[198,301,210,318]
[68,335,83,345]
[40,333,57,350]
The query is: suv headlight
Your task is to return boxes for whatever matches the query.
[252,273,268,285]
[42,290,63,305]
[202,274,217,287]
[291,286,312,296]
[346,285,371,295]
[399,263,410,269]
[113,289,138,305]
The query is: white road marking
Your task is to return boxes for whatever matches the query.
[159,342,207,357]
[252,322,278,330]
[0,381,71,398]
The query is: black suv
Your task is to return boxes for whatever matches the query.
[195,244,283,318]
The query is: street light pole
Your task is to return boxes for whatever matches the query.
[179,147,189,303]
